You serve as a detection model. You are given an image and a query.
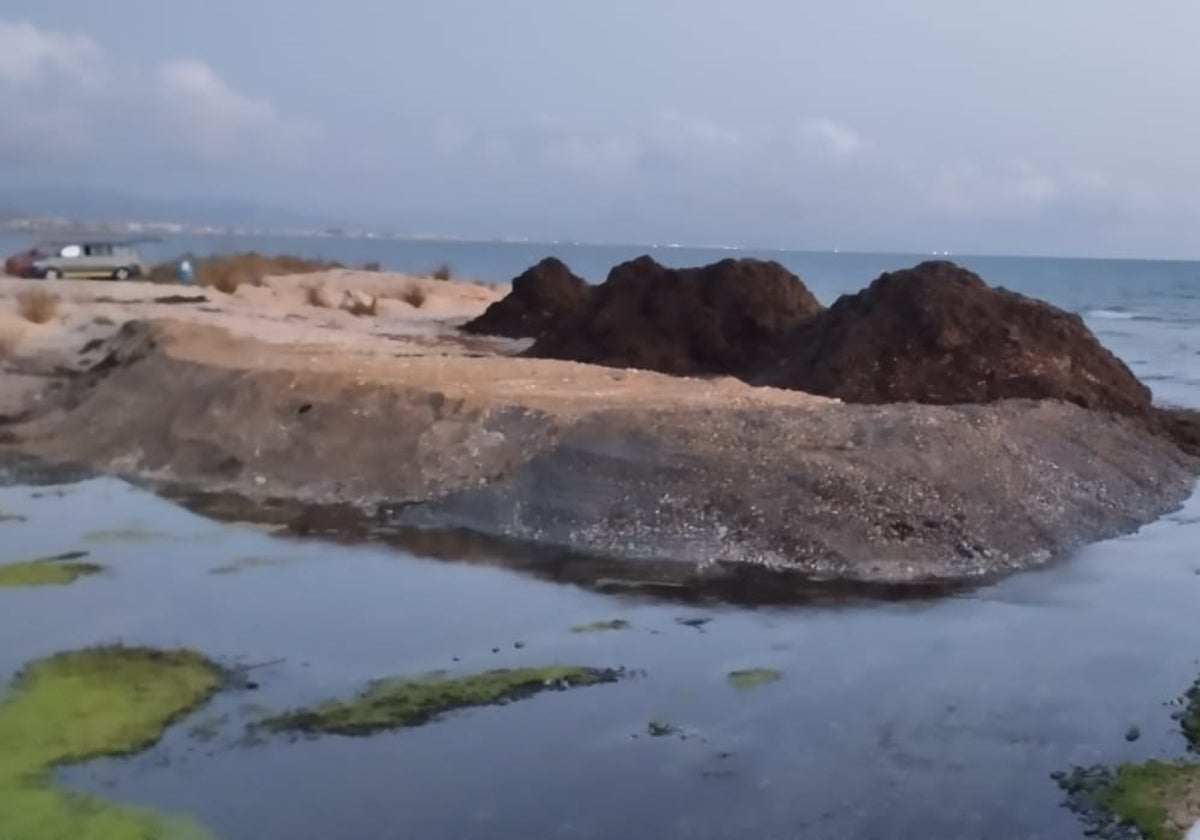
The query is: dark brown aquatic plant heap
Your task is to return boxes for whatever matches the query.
[461,257,592,339]
[528,255,823,376]
[754,260,1153,417]
[1152,407,1200,458]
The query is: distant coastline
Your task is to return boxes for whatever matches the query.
[0,216,526,244]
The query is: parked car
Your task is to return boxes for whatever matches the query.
[3,239,148,280]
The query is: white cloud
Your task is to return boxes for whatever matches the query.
[431,121,470,154]
[526,111,762,182]
[803,118,863,159]
[929,160,1059,215]
[0,20,107,86]
[0,20,313,169]
[651,111,748,152]
[155,60,286,163]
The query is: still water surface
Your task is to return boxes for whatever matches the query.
[3,235,1200,837]
[2,475,1200,839]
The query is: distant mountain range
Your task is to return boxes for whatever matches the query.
[0,186,337,231]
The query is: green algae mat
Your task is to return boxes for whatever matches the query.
[0,646,223,840]
[0,555,104,588]
[262,665,622,736]
[1060,676,1200,840]
[569,619,631,634]
[1096,761,1200,840]
[727,668,784,690]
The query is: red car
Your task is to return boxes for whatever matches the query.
[3,245,44,278]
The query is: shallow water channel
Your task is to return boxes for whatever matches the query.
[3,475,1200,839]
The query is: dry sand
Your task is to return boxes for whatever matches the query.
[0,270,833,416]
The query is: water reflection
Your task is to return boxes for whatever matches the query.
[1,474,1198,839]
[166,486,974,607]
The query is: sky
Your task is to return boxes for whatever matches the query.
[2,1,1200,257]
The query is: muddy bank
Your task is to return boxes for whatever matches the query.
[3,319,1196,586]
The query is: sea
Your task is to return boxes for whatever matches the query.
[2,233,1200,839]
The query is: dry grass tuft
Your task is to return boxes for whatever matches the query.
[0,327,21,359]
[211,267,246,294]
[400,284,427,308]
[304,284,329,308]
[150,253,343,290]
[430,262,453,282]
[344,294,378,317]
[16,289,60,324]
[145,260,185,284]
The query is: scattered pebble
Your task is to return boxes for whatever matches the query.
[647,720,677,738]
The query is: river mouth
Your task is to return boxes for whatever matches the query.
[2,474,1200,839]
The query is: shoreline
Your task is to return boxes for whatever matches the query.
[1,270,1197,594]
[2,268,1197,591]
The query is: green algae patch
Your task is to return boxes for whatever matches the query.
[187,713,231,743]
[727,668,783,690]
[570,619,631,634]
[0,645,223,839]
[1183,679,1200,750]
[1104,761,1200,840]
[83,526,170,544]
[1059,675,1200,839]
[262,665,622,736]
[0,784,215,840]
[0,557,104,589]
[209,555,292,575]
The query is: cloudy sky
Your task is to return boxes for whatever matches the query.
[2,1,1199,256]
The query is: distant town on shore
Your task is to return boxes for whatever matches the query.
[0,215,522,243]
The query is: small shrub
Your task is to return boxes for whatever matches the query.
[401,284,427,308]
[146,261,182,284]
[431,262,453,282]
[344,293,378,317]
[16,289,59,324]
[153,252,342,291]
[0,327,20,358]
[211,267,244,294]
[361,261,382,272]
[304,284,329,308]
